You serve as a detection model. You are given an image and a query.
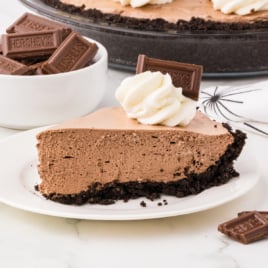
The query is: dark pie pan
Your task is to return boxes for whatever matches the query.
[20,0,268,77]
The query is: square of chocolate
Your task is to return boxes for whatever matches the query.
[41,32,98,74]
[136,54,203,101]
[218,212,268,244]
[0,54,32,75]
[6,12,71,39]
[2,30,63,59]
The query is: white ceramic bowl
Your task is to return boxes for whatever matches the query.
[0,38,108,129]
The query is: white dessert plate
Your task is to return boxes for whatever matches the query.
[0,127,259,221]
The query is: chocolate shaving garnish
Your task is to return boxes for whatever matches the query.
[6,12,71,39]
[218,211,268,244]
[2,30,63,59]
[0,54,32,75]
[136,54,203,101]
[41,32,98,74]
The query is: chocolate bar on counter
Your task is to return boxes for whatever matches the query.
[218,211,268,244]
[136,54,203,101]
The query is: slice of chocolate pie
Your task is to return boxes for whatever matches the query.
[36,57,246,205]
[37,107,245,205]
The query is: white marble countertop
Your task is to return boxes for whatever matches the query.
[0,1,268,267]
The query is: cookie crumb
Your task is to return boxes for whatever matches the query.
[140,200,147,207]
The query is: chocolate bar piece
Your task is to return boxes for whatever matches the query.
[2,30,63,59]
[41,32,98,74]
[6,12,71,39]
[0,54,32,75]
[238,211,268,221]
[136,54,203,101]
[218,212,268,244]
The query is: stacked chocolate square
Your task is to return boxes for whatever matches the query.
[0,13,98,75]
[218,211,268,244]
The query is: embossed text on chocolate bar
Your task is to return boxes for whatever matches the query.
[41,32,98,74]
[6,12,71,38]
[136,54,203,101]
[218,212,268,244]
[238,211,268,221]
[2,30,63,59]
[0,54,31,75]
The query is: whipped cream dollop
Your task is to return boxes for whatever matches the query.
[212,0,268,15]
[114,0,173,8]
[115,71,197,127]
